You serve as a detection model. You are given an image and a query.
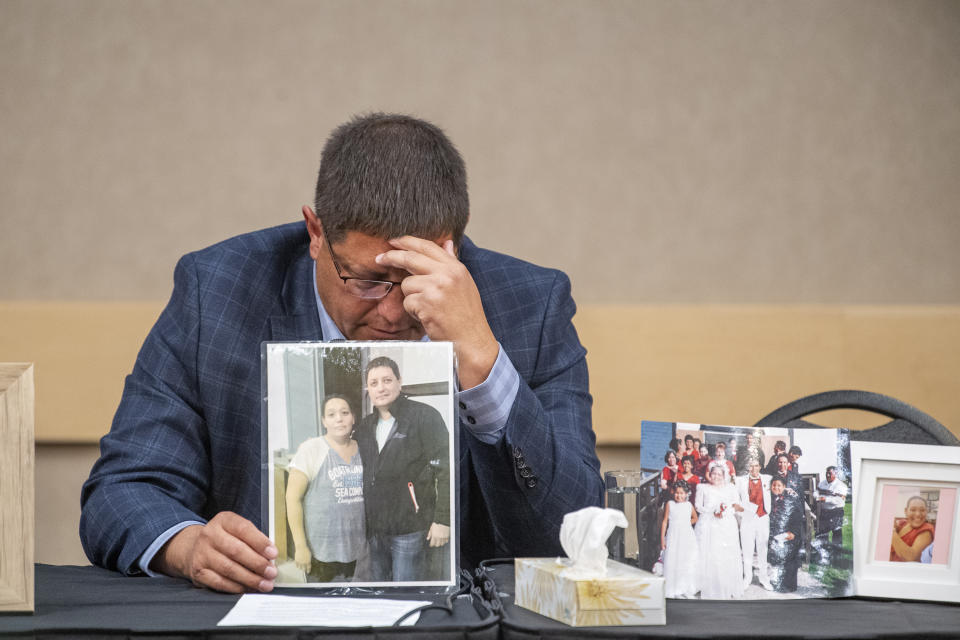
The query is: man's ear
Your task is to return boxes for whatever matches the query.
[303,205,324,260]
[433,234,456,257]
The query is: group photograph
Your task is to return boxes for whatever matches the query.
[637,421,853,599]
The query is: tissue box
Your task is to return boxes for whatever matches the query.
[514,558,665,627]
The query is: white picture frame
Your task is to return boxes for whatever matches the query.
[850,441,960,603]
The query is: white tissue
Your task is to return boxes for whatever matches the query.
[559,506,628,577]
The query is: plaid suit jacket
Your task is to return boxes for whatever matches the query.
[80,222,602,574]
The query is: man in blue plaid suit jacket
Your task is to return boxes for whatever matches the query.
[80,113,603,592]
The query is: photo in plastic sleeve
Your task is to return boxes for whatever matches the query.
[264,341,457,588]
[635,421,853,599]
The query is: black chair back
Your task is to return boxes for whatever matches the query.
[754,389,958,445]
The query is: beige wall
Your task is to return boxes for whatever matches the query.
[4,1,959,564]
[2,0,958,303]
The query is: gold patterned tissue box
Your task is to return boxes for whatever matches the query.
[514,558,665,627]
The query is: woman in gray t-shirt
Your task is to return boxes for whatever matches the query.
[286,394,365,582]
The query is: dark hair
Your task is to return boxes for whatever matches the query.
[319,394,354,434]
[826,465,837,474]
[681,455,695,467]
[776,452,790,463]
[314,113,469,245]
[672,480,691,494]
[774,440,787,452]
[789,445,803,456]
[716,442,726,451]
[694,438,702,447]
[771,476,786,487]
[321,393,354,415]
[684,434,694,442]
[365,356,400,380]
[664,450,678,464]
[670,438,682,452]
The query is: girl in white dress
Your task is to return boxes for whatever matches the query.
[660,480,699,598]
[695,462,745,599]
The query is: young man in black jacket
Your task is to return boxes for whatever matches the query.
[356,356,450,581]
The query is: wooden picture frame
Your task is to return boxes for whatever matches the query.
[0,363,35,613]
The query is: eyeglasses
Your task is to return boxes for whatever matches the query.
[322,226,403,299]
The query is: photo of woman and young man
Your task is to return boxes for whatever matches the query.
[641,422,853,600]
[266,342,455,587]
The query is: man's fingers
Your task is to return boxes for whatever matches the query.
[156,512,277,594]
[193,547,274,593]
[212,533,278,580]
[211,513,278,569]
[202,536,277,588]
[398,274,452,301]
[388,235,453,260]
[376,236,457,275]
[192,566,248,594]
[218,512,276,555]
[375,248,440,276]
[200,513,277,588]
[206,561,271,594]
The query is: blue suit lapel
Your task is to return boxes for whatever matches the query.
[268,250,324,341]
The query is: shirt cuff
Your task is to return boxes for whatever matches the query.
[457,344,519,444]
[139,520,205,577]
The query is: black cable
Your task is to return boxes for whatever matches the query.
[391,570,488,626]
[478,557,514,569]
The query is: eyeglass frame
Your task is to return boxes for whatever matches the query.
[321,225,404,299]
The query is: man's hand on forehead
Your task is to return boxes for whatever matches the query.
[375,236,499,390]
[376,235,456,271]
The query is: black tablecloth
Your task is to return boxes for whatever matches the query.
[3,564,959,639]
[0,565,497,639]
[480,561,960,639]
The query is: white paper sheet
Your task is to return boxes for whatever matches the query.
[217,594,431,627]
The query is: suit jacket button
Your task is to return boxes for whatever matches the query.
[526,477,538,489]
[515,456,525,468]
[520,467,533,478]
[513,448,524,459]
[467,415,476,425]
[459,401,466,410]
